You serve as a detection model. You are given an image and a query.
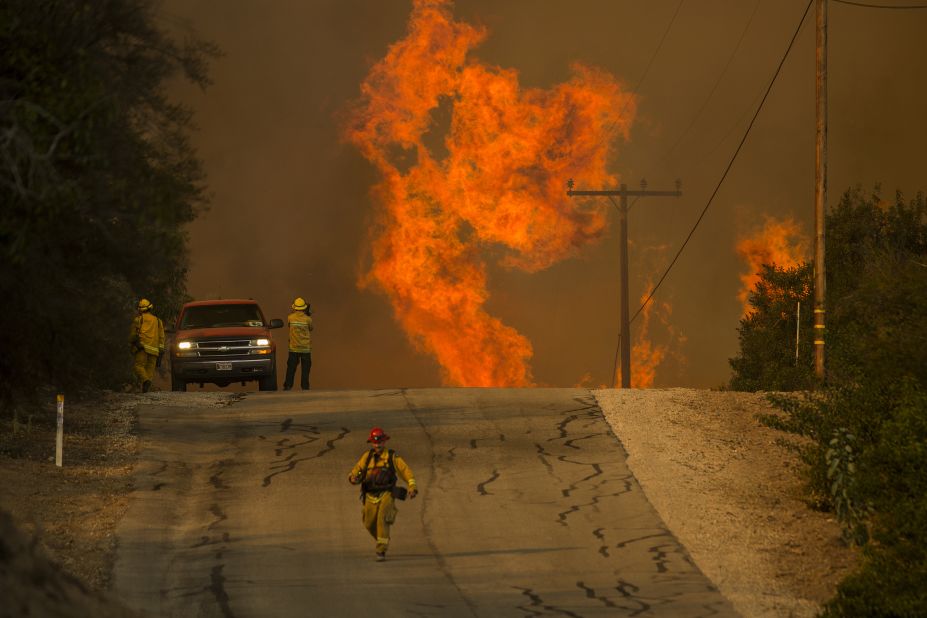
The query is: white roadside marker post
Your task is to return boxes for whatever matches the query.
[55,394,64,467]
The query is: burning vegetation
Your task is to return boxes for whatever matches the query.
[736,216,808,316]
[346,0,635,386]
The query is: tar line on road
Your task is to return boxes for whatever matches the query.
[113,388,738,618]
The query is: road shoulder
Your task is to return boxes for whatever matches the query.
[594,388,857,618]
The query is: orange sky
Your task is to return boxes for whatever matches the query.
[163,0,927,388]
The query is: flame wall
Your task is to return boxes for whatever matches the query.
[345,0,635,386]
[736,216,808,316]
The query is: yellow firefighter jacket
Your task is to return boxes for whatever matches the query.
[287,310,313,353]
[131,312,165,356]
[350,448,416,503]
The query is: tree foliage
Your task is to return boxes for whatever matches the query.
[0,0,217,407]
[729,262,815,391]
[731,186,927,392]
[731,186,927,615]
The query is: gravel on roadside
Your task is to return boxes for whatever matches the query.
[0,391,236,616]
[594,388,857,618]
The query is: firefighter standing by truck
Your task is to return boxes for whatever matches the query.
[130,298,165,393]
[348,427,417,561]
[283,297,313,390]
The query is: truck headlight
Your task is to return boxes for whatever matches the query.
[255,338,270,346]
[177,341,192,350]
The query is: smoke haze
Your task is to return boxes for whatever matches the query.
[162,0,927,389]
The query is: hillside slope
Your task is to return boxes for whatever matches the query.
[595,388,856,618]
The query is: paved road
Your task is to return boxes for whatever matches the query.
[113,389,738,617]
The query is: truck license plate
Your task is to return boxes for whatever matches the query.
[216,362,232,371]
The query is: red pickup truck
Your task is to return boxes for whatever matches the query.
[169,299,284,392]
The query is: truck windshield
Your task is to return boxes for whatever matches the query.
[180,305,265,329]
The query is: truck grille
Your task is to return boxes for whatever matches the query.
[194,339,253,357]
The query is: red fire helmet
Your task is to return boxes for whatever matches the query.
[367,427,390,443]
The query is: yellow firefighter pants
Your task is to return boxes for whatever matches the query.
[133,350,157,385]
[362,491,397,553]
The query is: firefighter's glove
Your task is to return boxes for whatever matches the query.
[348,473,360,485]
[408,487,418,499]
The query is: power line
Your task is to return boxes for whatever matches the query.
[633,0,760,214]
[601,0,685,382]
[567,183,681,388]
[632,0,686,95]
[629,0,815,326]
[625,2,760,217]
[689,85,765,174]
[662,0,761,168]
[605,1,686,136]
[832,0,927,8]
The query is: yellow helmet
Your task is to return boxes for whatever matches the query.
[137,298,153,312]
[291,297,308,311]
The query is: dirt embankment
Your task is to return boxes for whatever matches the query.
[0,391,234,617]
[1,389,855,617]
[595,388,857,618]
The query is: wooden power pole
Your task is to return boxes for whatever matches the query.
[567,179,682,388]
[814,0,827,381]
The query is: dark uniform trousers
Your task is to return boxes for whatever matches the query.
[284,351,311,390]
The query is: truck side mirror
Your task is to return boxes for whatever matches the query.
[269,318,284,329]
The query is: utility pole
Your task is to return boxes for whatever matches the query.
[814,0,827,381]
[567,179,682,388]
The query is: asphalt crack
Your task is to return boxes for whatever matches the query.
[209,460,234,490]
[401,389,480,617]
[469,434,506,449]
[558,462,603,498]
[592,528,608,557]
[513,586,584,617]
[534,443,560,481]
[207,503,227,530]
[613,579,654,616]
[262,426,350,487]
[209,564,234,618]
[576,581,618,608]
[476,469,500,496]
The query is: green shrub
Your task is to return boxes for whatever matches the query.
[822,384,927,617]
[735,186,927,615]
[729,263,815,391]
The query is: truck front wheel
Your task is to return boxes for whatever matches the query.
[171,375,187,392]
[258,365,277,391]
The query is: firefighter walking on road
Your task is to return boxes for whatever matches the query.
[348,427,417,561]
[283,297,313,390]
[130,298,165,393]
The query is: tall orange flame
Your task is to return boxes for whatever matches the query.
[630,302,665,388]
[345,0,635,386]
[736,216,808,315]
[615,282,681,389]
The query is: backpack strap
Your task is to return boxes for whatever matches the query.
[359,448,375,481]
[358,448,375,500]
[360,449,399,496]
